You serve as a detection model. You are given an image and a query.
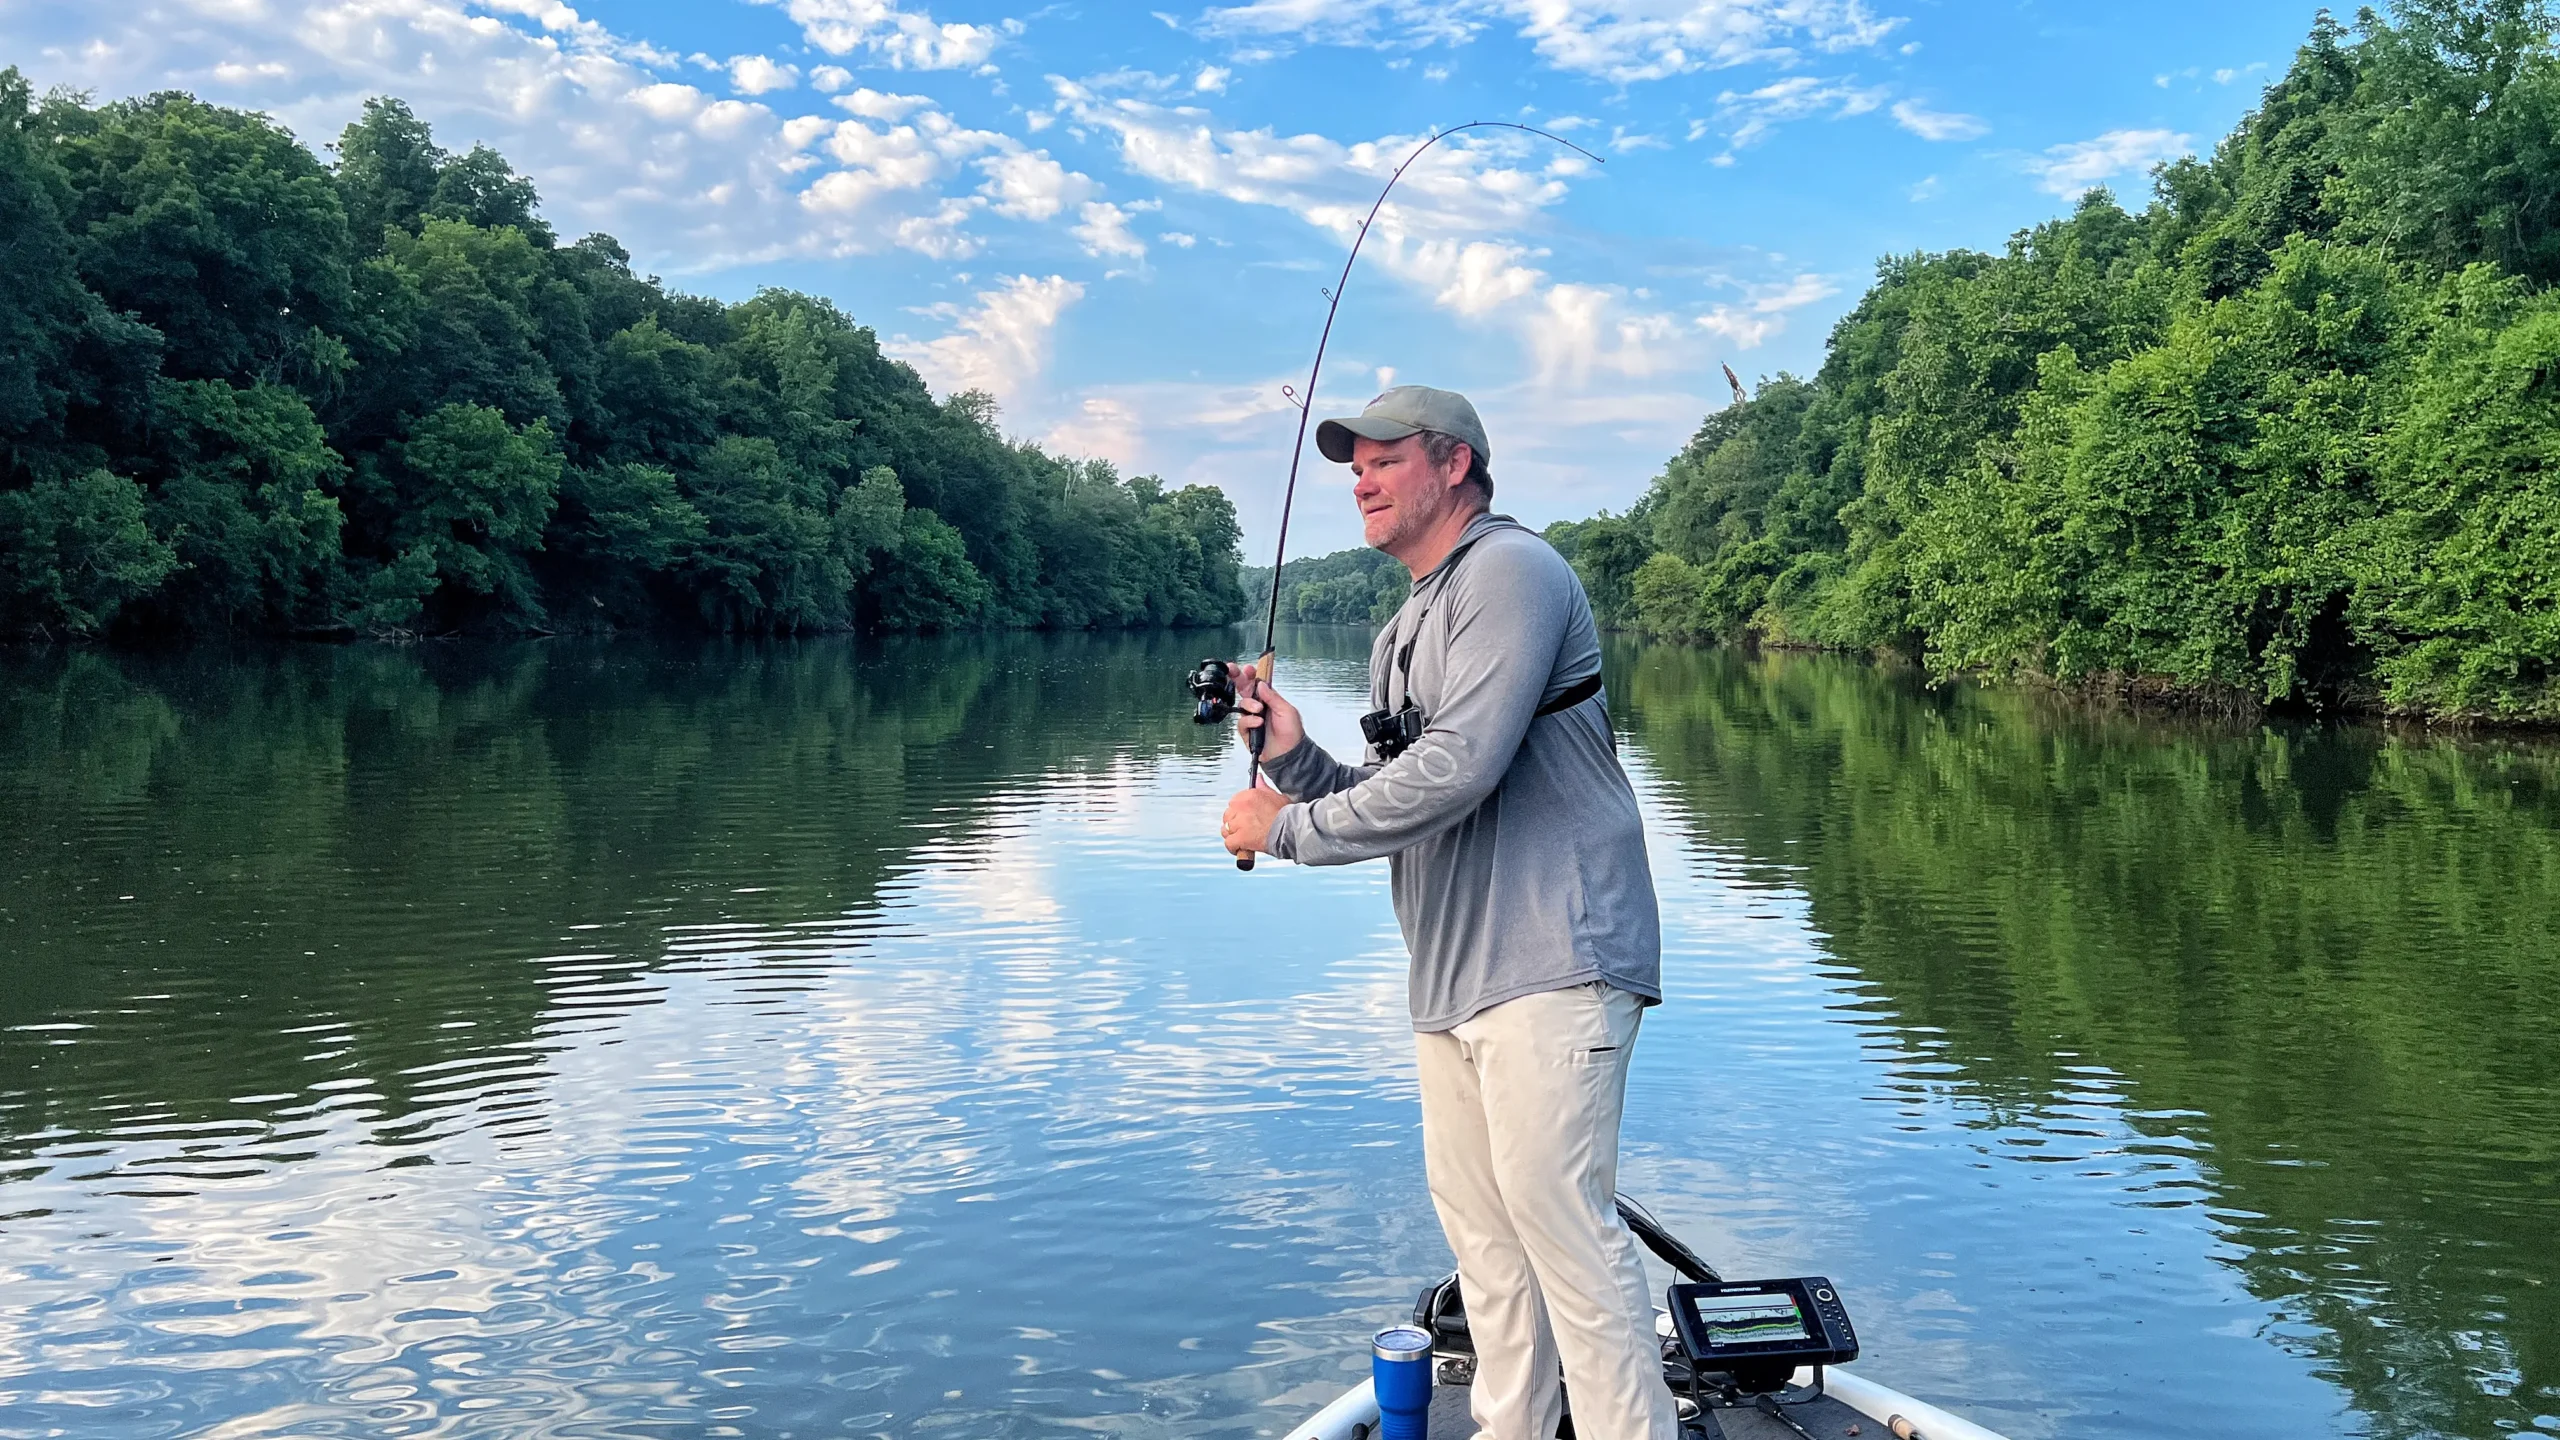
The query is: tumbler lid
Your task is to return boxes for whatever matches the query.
[1372,1324,1433,1362]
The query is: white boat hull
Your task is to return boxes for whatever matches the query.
[1281,1366,2011,1440]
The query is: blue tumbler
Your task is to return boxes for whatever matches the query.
[1372,1324,1433,1440]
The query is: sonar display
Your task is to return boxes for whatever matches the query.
[1689,1292,1812,1349]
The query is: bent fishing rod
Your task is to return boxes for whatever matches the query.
[1197,120,1604,871]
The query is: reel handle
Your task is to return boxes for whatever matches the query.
[1237,649,1277,873]
[1237,730,1259,872]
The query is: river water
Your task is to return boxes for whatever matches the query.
[1,632,2553,1440]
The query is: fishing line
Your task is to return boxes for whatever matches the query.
[1233,119,1605,872]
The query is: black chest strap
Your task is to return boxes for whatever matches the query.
[1536,673,1603,717]
[1391,536,1604,720]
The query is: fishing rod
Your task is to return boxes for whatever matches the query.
[1196,120,1605,871]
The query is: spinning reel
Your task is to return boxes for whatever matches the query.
[1188,659,1238,726]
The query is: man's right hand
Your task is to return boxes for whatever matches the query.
[1233,662,1305,762]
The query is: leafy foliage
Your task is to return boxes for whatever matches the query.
[1583,2,2560,720]
[1243,544,1411,627]
[0,78,1243,641]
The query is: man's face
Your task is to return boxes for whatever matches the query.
[1351,433,1471,554]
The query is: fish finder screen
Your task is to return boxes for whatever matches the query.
[1689,1291,1811,1349]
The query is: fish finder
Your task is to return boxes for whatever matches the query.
[1666,1276,1859,1396]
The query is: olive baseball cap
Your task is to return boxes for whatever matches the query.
[1315,385,1491,466]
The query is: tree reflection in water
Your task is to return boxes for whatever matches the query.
[1611,640,2560,1440]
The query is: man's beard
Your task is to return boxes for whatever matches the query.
[1365,487,1457,555]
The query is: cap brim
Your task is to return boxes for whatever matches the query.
[1315,415,1423,464]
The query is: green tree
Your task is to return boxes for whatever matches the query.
[1544,508,1653,629]
[678,434,848,632]
[332,97,444,246]
[871,508,990,630]
[2358,270,2560,717]
[0,470,176,635]
[0,70,160,469]
[1564,1,2560,722]
[49,90,353,390]
[141,380,345,631]
[835,463,908,585]
[0,83,1241,644]
[428,145,552,245]
[351,402,560,631]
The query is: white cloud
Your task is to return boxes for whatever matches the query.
[2157,61,2267,89]
[1694,272,1837,350]
[778,0,1016,70]
[1083,66,1186,92]
[1051,81,1574,245]
[16,0,1018,271]
[978,149,1094,220]
[728,53,799,94]
[211,59,292,83]
[972,151,1149,257]
[1051,81,1687,386]
[1031,78,1743,540]
[810,64,854,91]
[1044,395,1149,466]
[889,274,1087,401]
[1072,200,1148,258]
[815,110,997,195]
[2026,127,2193,197]
[833,86,937,120]
[1701,75,1886,155]
[1749,273,1840,312]
[1430,240,1546,316]
[1030,370,1312,531]
[1162,230,1198,247]
[1194,0,1902,85]
[1194,64,1231,92]
[1526,283,1682,385]
[1889,98,1986,141]
[1695,308,1781,348]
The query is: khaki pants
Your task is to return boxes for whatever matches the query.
[1416,982,1679,1440]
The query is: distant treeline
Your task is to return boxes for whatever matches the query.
[1242,546,1411,628]
[0,77,1244,641]
[1552,2,2560,723]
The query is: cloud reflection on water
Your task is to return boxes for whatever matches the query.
[4,634,2551,1440]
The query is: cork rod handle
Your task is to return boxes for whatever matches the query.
[1237,649,1277,872]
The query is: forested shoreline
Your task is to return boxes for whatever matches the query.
[1242,546,1411,628]
[1539,2,2560,725]
[0,78,1245,643]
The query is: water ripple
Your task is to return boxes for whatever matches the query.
[1,637,2553,1440]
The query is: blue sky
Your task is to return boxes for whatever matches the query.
[9,0,2329,559]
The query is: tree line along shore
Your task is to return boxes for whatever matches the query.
[1264,3,2560,727]
[0,78,1246,642]
[14,3,2559,728]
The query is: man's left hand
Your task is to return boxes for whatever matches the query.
[1221,785,1290,860]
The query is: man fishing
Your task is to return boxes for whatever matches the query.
[1218,385,1677,1440]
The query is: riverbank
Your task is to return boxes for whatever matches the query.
[1540,10,2560,729]
[0,80,1245,646]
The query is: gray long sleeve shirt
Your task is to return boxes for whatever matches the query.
[1262,512,1663,1031]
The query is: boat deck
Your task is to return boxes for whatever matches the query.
[1426,1382,1877,1439]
